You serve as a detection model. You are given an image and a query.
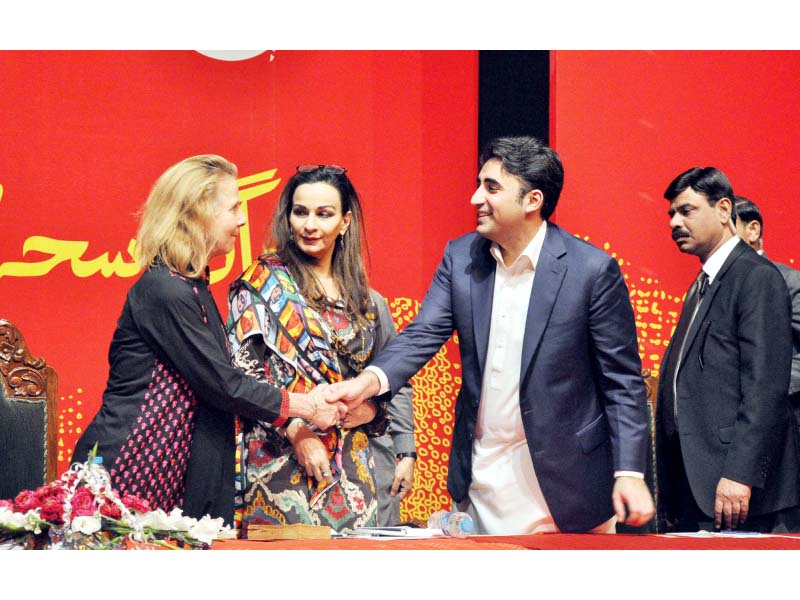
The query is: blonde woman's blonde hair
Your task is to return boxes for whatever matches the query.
[136,154,238,278]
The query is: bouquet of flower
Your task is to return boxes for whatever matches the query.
[0,447,236,550]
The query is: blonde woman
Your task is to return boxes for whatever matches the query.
[74,155,341,525]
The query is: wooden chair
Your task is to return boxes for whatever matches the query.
[615,368,659,533]
[0,319,58,499]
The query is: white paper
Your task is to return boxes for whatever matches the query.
[349,526,446,539]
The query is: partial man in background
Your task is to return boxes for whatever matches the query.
[734,196,800,430]
[657,167,800,533]
[327,136,654,534]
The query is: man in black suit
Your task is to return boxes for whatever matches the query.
[734,196,800,432]
[656,167,800,532]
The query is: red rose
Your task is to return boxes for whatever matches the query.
[99,499,122,519]
[13,490,41,513]
[36,481,67,501]
[121,494,151,513]
[39,496,65,524]
[0,499,12,510]
[70,487,97,518]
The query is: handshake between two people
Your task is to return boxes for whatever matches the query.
[285,370,383,485]
[287,370,382,431]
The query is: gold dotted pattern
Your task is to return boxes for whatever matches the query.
[57,387,84,467]
[390,298,462,523]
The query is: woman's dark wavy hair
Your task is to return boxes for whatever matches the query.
[267,167,372,329]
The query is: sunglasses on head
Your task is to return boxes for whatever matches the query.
[296,164,347,175]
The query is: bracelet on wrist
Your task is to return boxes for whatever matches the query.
[396,452,417,460]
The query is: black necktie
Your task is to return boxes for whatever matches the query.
[662,270,708,436]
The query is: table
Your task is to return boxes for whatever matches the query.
[213,532,800,550]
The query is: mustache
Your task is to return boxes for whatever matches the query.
[672,229,690,241]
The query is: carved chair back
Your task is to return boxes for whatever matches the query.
[0,319,58,499]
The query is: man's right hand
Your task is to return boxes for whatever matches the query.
[326,370,381,409]
[289,384,346,429]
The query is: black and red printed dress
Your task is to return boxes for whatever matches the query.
[73,260,289,525]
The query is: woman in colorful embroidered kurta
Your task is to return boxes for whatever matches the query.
[73,155,342,526]
[227,164,414,535]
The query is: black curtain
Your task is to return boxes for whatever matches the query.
[478,51,550,153]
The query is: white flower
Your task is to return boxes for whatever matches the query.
[117,513,138,528]
[0,507,32,530]
[188,515,228,544]
[27,511,44,534]
[138,509,173,530]
[71,515,102,535]
[164,508,196,532]
[138,507,196,532]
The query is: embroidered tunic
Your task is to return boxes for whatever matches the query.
[227,254,409,534]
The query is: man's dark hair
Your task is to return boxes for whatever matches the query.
[734,196,763,238]
[479,136,564,220]
[664,166,737,222]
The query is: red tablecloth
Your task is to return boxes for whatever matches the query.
[213,532,800,550]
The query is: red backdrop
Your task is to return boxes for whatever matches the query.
[551,50,800,377]
[0,50,477,521]
[3,50,799,522]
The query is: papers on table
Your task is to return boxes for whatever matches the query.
[665,530,770,538]
[348,526,446,539]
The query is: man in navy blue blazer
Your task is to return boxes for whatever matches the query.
[328,136,654,533]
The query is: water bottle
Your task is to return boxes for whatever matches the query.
[89,455,111,489]
[427,510,475,538]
